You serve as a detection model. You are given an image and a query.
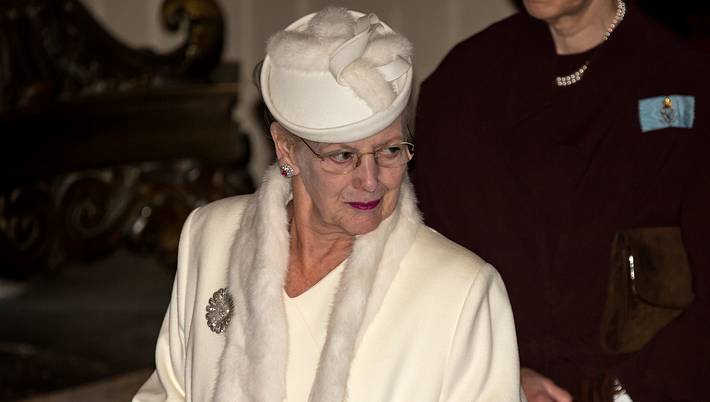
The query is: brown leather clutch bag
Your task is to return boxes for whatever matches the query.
[600,226,694,354]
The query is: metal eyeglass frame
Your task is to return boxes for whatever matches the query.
[298,137,415,174]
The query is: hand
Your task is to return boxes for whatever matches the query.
[521,367,573,402]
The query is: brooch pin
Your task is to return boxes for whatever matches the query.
[638,95,694,132]
[660,96,676,125]
[206,288,234,334]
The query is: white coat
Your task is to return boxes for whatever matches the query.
[133,166,523,402]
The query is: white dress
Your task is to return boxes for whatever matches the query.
[283,262,344,401]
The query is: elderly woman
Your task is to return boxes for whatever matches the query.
[133,7,522,402]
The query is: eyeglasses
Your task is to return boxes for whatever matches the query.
[299,137,414,174]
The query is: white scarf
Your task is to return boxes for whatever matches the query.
[213,165,422,402]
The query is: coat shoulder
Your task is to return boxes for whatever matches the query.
[452,12,527,55]
[405,225,500,289]
[187,194,253,236]
[423,12,527,86]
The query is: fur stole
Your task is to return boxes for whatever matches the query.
[213,164,422,402]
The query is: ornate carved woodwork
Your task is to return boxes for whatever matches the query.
[0,0,254,279]
[0,0,224,113]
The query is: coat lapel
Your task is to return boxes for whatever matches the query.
[495,14,557,272]
[506,14,556,130]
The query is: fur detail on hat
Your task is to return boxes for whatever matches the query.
[364,33,413,66]
[265,7,412,113]
[341,59,395,113]
[308,6,355,39]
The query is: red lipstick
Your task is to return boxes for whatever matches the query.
[348,199,381,210]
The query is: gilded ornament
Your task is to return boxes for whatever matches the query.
[663,96,673,108]
[660,96,676,125]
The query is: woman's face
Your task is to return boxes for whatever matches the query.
[272,118,407,237]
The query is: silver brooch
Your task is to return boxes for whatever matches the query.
[206,288,234,334]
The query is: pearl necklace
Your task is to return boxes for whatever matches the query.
[555,0,626,87]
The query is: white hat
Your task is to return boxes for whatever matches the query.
[260,7,413,143]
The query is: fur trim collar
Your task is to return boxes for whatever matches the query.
[213,164,421,401]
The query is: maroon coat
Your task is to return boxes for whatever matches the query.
[413,4,710,401]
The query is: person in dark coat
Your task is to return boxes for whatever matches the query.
[412,0,710,401]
